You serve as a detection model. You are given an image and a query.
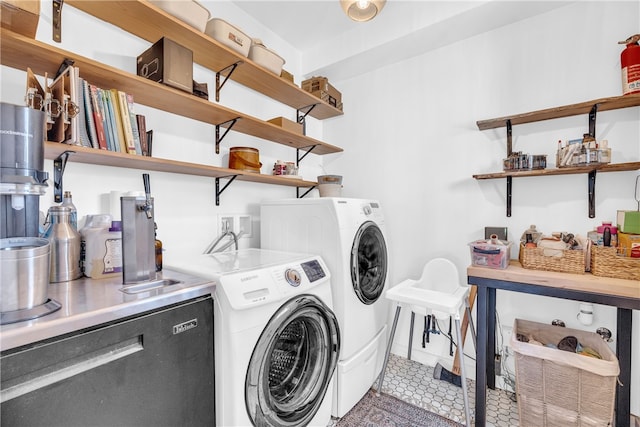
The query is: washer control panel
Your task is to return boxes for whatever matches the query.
[284,268,302,287]
[300,259,326,282]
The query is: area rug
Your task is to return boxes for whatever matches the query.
[336,389,464,427]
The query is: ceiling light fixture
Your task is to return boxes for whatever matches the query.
[340,0,386,22]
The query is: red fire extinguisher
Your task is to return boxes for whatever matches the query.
[619,34,640,95]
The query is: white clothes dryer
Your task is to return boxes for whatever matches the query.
[166,248,339,427]
[260,198,389,418]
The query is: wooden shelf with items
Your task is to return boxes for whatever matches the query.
[473,161,640,179]
[66,0,344,120]
[0,29,342,155]
[45,142,317,187]
[474,93,640,217]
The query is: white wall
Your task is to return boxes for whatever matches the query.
[323,1,639,413]
[1,0,638,416]
[1,1,325,258]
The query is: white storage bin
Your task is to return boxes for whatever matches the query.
[204,18,251,57]
[249,39,285,75]
[150,0,210,32]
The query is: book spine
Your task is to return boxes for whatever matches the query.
[101,88,118,151]
[126,93,143,156]
[82,78,99,149]
[89,85,108,150]
[117,90,137,154]
[109,89,128,153]
[136,114,148,156]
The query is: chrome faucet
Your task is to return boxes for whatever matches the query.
[204,220,240,254]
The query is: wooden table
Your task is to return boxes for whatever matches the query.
[467,261,640,427]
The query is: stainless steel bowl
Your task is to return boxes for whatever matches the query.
[1,237,50,312]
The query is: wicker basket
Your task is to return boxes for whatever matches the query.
[590,246,640,281]
[511,319,619,427]
[519,243,586,274]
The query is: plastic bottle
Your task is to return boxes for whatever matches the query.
[80,214,112,275]
[155,222,163,272]
[61,191,78,231]
[84,220,122,279]
[524,233,537,248]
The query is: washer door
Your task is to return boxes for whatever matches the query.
[351,220,388,305]
[245,294,340,427]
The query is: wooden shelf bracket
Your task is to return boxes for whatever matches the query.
[53,150,74,203]
[215,175,238,206]
[215,117,240,154]
[215,61,243,102]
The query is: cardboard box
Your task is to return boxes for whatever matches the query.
[1,0,40,38]
[280,69,294,84]
[267,117,303,135]
[302,76,342,104]
[617,210,640,234]
[618,232,640,258]
[137,37,193,94]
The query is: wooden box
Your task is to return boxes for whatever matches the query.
[267,117,302,135]
[1,0,40,38]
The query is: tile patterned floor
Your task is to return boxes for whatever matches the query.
[330,353,520,426]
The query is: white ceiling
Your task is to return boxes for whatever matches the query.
[226,1,574,81]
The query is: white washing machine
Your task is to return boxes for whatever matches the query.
[166,248,339,427]
[260,198,389,418]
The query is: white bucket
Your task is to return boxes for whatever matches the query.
[318,183,342,197]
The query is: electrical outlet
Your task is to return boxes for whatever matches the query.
[219,215,234,233]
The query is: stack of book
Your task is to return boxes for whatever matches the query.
[61,65,150,156]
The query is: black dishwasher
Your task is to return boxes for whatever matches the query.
[1,295,215,427]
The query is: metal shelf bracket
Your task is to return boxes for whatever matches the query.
[215,175,238,206]
[588,170,597,218]
[297,104,317,135]
[296,186,316,199]
[296,146,317,164]
[506,176,512,217]
[215,117,241,154]
[588,104,599,138]
[53,150,74,203]
[505,119,513,217]
[215,61,243,102]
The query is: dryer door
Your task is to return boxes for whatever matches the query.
[351,220,388,305]
[245,294,340,427]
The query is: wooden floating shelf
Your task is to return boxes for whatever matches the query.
[473,162,640,180]
[45,142,318,187]
[0,29,342,155]
[67,0,344,120]
[477,94,640,130]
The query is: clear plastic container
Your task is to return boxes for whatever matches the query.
[84,220,122,279]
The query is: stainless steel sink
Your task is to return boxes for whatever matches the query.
[120,278,182,294]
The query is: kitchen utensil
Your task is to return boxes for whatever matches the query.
[1,237,51,312]
[47,205,82,282]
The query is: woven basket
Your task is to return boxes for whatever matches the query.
[590,246,640,281]
[511,319,619,427]
[519,243,586,274]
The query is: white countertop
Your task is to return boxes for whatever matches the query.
[0,269,216,352]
